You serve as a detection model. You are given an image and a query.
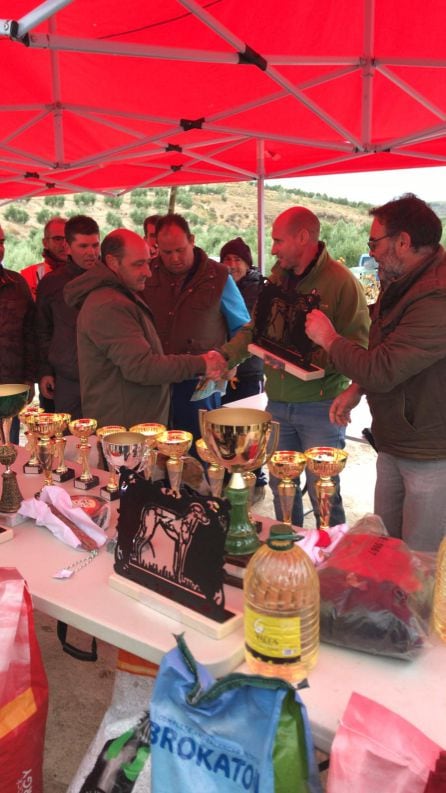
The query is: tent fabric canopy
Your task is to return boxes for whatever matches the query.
[1,0,446,199]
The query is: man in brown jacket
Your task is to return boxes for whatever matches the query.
[64,229,225,429]
[306,194,446,551]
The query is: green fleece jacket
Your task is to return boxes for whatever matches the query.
[222,244,370,403]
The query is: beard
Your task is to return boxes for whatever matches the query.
[377,242,406,285]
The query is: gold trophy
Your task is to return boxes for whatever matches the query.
[20,405,44,474]
[199,407,279,556]
[69,418,100,490]
[268,451,307,526]
[155,429,193,495]
[129,423,165,481]
[52,412,75,482]
[101,431,147,500]
[304,446,348,530]
[0,384,30,517]
[196,437,225,497]
[33,413,65,492]
[96,425,126,500]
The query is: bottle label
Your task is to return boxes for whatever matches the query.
[244,604,301,662]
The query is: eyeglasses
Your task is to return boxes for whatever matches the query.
[47,236,66,242]
[367,234,392,250]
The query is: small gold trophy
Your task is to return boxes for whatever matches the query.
[304,446,348,530]
[129,423,165,481]
[156,429,193,495]
[20,405,44,474]
[102,431,147,500]
[199,407,279,556]
[268,450,307,526]
[33,413,65,492]
[69,418,100,490]
[196,437,225,498]
[0,384,30,517]
[52,412,75,482]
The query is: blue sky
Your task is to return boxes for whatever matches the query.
[269,166,446,206]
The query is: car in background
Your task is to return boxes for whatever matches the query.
[349,254,379,305]
[349,253,378,279]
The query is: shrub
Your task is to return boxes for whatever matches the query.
[4,205,29,224]
[104,196,123,209]
[73,193,96,207]
[36,209,52,225]
[44,195,66,208]
[106,211,123,227]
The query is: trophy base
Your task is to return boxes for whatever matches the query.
[100,486,120,502]
[223,551,260,589]
[0,510,26,527]
[109,572,242,640]
[23,462,42,475]
[52,467,75,483]
[74,474,100,491]
[248,343,325,381]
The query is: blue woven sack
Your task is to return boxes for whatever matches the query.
[150,635,322,793]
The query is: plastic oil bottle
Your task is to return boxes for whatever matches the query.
[244,524,320,684]
[432,535,446,641]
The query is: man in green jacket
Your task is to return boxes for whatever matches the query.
[222,206,370,528]
[306,194,446,551]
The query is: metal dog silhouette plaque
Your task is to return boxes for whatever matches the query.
[113,469,234,623]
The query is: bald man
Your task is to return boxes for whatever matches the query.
[222,206,370,528]
[64,228,225,429]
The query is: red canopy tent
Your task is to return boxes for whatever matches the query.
[1,0,446,202]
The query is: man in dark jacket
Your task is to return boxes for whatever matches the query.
[36,215,100,419]
[64,229,226,429]
[306,193,446,551]
[0,226,35,443]
[143,214,249,442]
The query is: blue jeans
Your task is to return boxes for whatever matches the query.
[268,399,346,528]
[375,452,446,552]
[171,380,222,457]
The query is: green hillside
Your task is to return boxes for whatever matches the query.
[1,182,444,274]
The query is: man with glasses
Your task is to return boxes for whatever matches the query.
[306,193,446,552]
[21,217,68,299]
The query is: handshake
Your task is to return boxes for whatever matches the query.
[202,350,235,381]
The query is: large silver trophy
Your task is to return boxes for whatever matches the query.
[0,384,30,515]
[199,407,279,556]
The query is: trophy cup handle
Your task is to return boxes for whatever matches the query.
[198,408,206,440]
[265,420,280,463]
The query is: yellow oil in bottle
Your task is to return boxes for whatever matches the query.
[244,524,320,683]
[433,536,446,641]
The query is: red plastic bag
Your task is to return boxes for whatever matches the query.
[0,568,49,793]
[327,693,442,793]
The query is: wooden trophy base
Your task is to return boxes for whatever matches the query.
[74,474,100,491]
[52,467,75,483]
[109,572,242,640]
[100,486,119,502]
[248,343,324,381]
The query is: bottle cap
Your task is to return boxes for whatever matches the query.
[267,523,303,551]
